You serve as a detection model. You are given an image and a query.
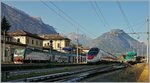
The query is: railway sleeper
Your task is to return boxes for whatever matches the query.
[66,65,126,82]
[24,67,101,82]
[24,65,113,82]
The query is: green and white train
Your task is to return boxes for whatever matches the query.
[13,48,86,64]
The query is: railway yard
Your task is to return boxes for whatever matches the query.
[1,1,149,82]
[1,47,149,82]
[1,62,149,82]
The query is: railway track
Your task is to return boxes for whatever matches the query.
[7,63,126,82]
[44,64,127,82]
[3,65,97,77]
[2,63,87,71]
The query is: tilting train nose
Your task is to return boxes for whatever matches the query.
[88,56,94,60]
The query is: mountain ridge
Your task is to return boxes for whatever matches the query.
[1,2,57,34]
[86,29,146,55]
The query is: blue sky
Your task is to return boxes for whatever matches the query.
[2,0,149,43]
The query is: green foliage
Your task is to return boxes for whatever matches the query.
[1,16,11,34]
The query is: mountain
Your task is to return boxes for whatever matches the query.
[64,32,92,46]
[87,29,146,55]
[1,2,57,34]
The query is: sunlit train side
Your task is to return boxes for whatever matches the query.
[13,48,51,64]
[87,47,118,63]
[13,48,86,64]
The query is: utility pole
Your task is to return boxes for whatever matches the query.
[141,42,144,56]
[50,40,53,61]
[147,18,149,63]
[76,28,79,63]
[137,40,138,56]
[136,36,140,56]
[127,18,149,63]
[129,41,131,52]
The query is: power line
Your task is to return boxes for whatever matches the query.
[117,1,134,33]
[90,2,111,31]
[129,20,146,29]
[41,1,76,30]
[135,20,147,30]
[94,1,112,30]
[49,1,97,37]
[42,1,94,63]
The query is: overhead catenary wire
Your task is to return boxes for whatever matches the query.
[129,19,147,29]
[94,1,112,30]
[117,1,135,33]
[117,1,137,52]
[41,1,76,31]
[41,1,93,63]
[48,1,97,37]
[90,2,111,31]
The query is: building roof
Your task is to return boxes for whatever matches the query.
[1,34,12,38]
[9,30,44,40]
[40,34,71,41]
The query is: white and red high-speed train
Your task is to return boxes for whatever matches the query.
[87,47,118,63]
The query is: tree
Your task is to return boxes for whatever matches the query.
[1,16,11,34]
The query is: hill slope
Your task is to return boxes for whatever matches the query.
[1,2,57,34]
[87,29,146,55]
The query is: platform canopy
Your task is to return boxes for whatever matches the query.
[62,47,73,51]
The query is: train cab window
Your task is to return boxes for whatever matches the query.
[88,48,99,55]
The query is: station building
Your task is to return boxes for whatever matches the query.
[40,34,71,52]
[9,30,44,50]
[1,33,26,63]
[1,30,44,63]
[1,30,72,63]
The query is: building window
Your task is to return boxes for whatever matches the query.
[36,40,38,45]
[6,37,9,42]
[5,37,7,41]
[32,40,34,44]
[47,43,49,46]
[6,37,8,42]
[40,42,42,46]
[57,43,60,48]
[9,38,11,42]
[17,38,20,42]
[27,38,29,44]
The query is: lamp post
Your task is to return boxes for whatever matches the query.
[76,28,79,63]
[50,40,53,54]
[50,40,53,61]
[6,46,11,62]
